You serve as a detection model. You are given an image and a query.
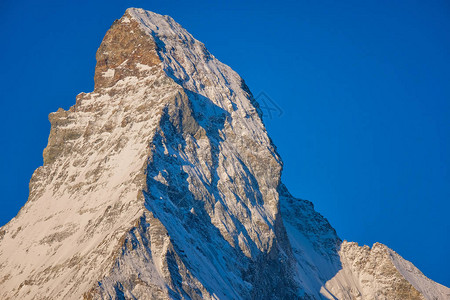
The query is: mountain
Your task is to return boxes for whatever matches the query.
[0,8,448,300]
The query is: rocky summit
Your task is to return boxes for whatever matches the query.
[0,8,448,300]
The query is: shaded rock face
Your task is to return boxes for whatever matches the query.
[0,8,448,300]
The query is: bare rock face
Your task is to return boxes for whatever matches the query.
[93,16,161,90]
[0,8,448,300]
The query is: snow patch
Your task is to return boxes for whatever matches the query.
[136,63,153,72]
[102,69,115,78]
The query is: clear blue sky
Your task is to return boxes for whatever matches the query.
[1,0,449,287]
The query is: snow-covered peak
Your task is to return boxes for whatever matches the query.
[126,8,195,42]
[0,8,447,300]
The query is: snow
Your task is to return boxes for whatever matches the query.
[0,58,178,299]
[322,242,450,299]
[389,248,450,299]
[102,68,115,78]
[0,7,447,300]
[136,62,153,72]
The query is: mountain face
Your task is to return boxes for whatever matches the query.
[0,8,448,300]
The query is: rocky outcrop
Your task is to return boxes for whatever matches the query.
[0,8,448,300]
[322,242,450,300]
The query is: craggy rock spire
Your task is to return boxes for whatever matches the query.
[0,8,448,300]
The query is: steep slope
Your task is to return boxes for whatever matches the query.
[0,8,448,300]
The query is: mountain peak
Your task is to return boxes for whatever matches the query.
[93,9,161,90]
[0,8,448,300]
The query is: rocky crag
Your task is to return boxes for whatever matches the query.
[0,8,448,300]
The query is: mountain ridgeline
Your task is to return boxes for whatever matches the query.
[0,8,448,300]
